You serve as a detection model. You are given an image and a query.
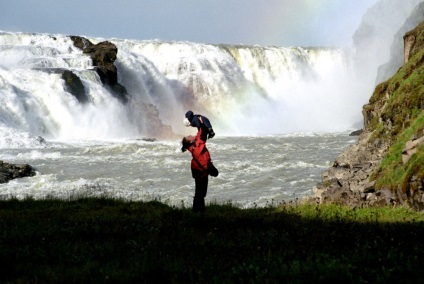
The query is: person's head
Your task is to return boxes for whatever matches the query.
[183,110,194,127]
[185,110,194,121]
[181,135,195,151]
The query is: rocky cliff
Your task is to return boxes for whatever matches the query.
[376,2,424,83]
[314,20,424,211]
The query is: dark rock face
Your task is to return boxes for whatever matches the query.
[61,70,88,103]
[0,161,36,184]
[349,129,363,136]
[83,41,118,85]
[69,36,129,103]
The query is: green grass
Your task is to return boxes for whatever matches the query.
[367,49,424,139]
[1,197,424,283]
[371,111,424,192]
[364,38,424,195]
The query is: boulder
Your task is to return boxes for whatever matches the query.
[0,161,36,183]
[349,129,363,136]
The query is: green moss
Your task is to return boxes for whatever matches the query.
[364,27,424,193]
[373,112,424,191]
[379,54,424,132]
[369,81,389,104]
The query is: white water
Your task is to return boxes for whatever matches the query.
[0,133,357,207]
[0,30,384,206]
[0,31,369,140]
[115,40,364,136]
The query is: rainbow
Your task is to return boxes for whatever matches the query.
[248,0,378,47]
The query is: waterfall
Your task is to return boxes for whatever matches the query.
[0,31,363,143]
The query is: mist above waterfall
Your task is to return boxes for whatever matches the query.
[352,0,423,86]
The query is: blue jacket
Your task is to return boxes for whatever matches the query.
[185,110,212,130]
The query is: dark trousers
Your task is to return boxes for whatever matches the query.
[193,176,208,212]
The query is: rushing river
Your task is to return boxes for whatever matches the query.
[0,132,356,208]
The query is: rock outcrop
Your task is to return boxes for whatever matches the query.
[70,36,129,103]
[376,2,424,83]
[0,161,36,183]
[69,36,175,138]
[314,20,424,210]
[352,0,423,85]
[61,70,88,103]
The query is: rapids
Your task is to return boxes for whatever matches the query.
[0,133,357,207]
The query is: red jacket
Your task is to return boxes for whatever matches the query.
[187,127,211,178]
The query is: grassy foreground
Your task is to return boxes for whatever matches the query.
[1,198,424,283]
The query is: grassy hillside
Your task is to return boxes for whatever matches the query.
[365,21,424,200]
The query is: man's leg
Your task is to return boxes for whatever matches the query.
[193,177,208,212]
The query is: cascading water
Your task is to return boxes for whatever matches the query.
[115,40,363,136]
[0,31,366,141]
[0,32,137,141]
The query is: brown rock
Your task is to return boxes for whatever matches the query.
[70,36,129,103]
[0,161,36,183]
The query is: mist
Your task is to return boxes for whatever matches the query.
[219,0,424,135]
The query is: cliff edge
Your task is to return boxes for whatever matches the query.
[314,20,424,211]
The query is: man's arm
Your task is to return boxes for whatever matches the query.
[195,127,207,143]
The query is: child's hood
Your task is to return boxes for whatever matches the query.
[185,110,194,121]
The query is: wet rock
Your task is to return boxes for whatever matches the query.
[82,40,118,85]
[70,35,129,103]
[0,161,36,183]
[61,70,88,103]
[349,129,363,136]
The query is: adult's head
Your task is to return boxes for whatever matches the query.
[181,135,195,151]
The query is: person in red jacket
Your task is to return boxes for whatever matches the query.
[181,126,212,212]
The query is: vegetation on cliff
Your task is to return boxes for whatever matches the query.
[365,21,424,199]
[315,20,424,210]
